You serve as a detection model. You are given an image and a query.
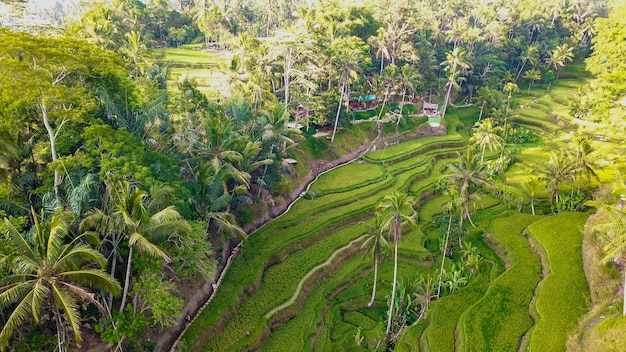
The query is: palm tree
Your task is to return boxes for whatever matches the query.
[396,64,421,124]
[586,201,626,315]
[375,64,398,125]
[444,148,491,229]
[377,191,417,335]
[0,209,121,351]
[360,214,389,307]
[258,104,302,156]
[535,151,576,204]
[524,176,543,216]
[544,43,574,79]
[475,86,489,122]
[369,28,391,74]
[330,36,370,142]
[522,68,542,95]
[110,182,192,312]
[503,82,519,114]
[516,45,539,80]
[570,136,598,194]
[436,187,460,299]
[441,47,471,121]
[121,31,148,76]
[470,118,504,165]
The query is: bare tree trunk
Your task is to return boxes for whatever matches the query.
[41,98,64,207]
[53,300,68,352]
[386,239,398,335]
[331,81,345,143]
[397,89,406,125]
[441,75,454,120]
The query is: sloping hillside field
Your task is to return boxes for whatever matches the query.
[181,78,593,351]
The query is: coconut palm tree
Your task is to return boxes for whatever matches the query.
[0,209,121,351]
[441,47,471,121]
[444,148,491,229]
[524,176,543,216]
[522,68,542,95]
[360,213,389,307]
[436,187,460,299]
[330,36,370,142]
[258,104,302,156]
[535,151,576,204]
[369,28,390,74]
[544,43,574,79]
[396,64,421,124]
[109,182,192,312]
[470,118,504,165]
[377,191,417,335]
[570,136,598,194]
[516,44,539,80]
[586,201,626,315]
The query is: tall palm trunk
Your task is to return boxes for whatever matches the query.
[386,216,400,335]
[53,300,68,352]
[437,214,453,298]
[397,88,407,125]
[441,74,455,120]
[331,80,345,143]
[368,249,379,307]
[119,245,134,312]
[478,101,485,121]
[108,233,118,311]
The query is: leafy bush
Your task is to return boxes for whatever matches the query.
[551,194,588,213]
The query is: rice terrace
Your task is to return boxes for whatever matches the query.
[0,1,625,352]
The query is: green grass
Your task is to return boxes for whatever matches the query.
[422,286,488,352]
[458,213,541,352]
[527,212,590,352]
[308,161,385,195]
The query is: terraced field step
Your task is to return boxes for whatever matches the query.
[264,234,369,319]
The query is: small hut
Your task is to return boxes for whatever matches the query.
[422,102,439,117]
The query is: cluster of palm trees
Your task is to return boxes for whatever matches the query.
[362,188,485,341]
[0,180,197,351]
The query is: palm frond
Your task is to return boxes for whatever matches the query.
[0,289,34,350]
[55,244,108,271]
[60,281,107,314]
[51,284,82,346]
[4,218,38,261]
[0,281,33,310]
[30,279,49,323]
[60,270,121,298]
[129,232,171,261]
